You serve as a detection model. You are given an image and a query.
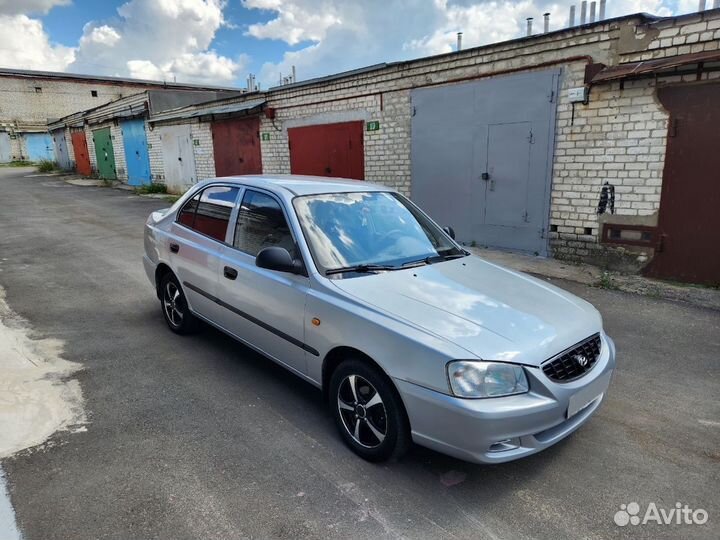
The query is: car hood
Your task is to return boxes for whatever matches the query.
[330,256,602,367]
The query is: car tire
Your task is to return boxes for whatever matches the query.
[329,359,411,462]
[159,272,199,335]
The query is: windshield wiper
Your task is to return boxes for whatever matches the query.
[325,264,397,276]
[402,251,468,267]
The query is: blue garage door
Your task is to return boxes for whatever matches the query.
[121,119,151,186]
[25,133,54,162]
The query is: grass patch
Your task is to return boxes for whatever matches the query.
[37,160,58,172]
[135,183,168,195]
[0,160,34,167]
[595,271,620,290]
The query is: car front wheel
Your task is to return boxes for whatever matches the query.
[329,359,411,462]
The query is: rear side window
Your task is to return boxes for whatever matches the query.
[177,185,239,242]
[234,190,296,257]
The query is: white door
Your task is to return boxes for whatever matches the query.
[0,132,11,163]
[52,129,71,170]
[158,125,197,191]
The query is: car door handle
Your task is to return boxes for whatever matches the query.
[169,242,179,253]
[223,266,238,280]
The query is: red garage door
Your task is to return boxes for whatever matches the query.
[70,129,92,176]
[643,82,720,285]
[211,116,262,177]
[288,121,364,180]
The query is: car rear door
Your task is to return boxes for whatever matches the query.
[215,188,312,377]
[169,184,241,321]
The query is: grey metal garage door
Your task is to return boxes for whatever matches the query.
[411,69,560,255]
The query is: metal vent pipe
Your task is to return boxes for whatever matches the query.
[590,1,596,22]
[543,13,550,33]
[526,17,533,36]
[699,0,706,10]
[714,0,720,9]
[599,0,607,19]
[580,1,587,24]
[457,32,463,51]
[569,5,576,26]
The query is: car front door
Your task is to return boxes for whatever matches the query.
[215,188,311,377]
[169,184,241,322]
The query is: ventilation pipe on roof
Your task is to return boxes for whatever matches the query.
[698,0,706,10]
[580,1,587,24]
[543,13,550,33]
[292,65,297,83]
[599,0,607,19]
[526,17,533,36]
[590,1,596,22]
[456,32,463,51]
[713,0,719,9]
[569,5,576,26]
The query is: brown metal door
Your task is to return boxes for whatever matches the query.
[288,121,364,179]
[211,116,262,177]
[70,129,92,176]
[644,82,720,285]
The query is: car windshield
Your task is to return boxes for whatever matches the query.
[293,191,464,275]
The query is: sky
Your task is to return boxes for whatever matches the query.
[0,0,704,89]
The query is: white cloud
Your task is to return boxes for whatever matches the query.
[68,0,244,84]
[244,0,343,45]
[0,14,75,71]
[249,0,684,87]
[0,0,69,15]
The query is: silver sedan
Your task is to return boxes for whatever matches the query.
[143,175,615,463]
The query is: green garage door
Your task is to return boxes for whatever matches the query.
[93,127,116,180]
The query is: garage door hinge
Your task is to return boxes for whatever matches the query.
[527,131,534,144]
[523,211,530,222]
[549,90,555,103]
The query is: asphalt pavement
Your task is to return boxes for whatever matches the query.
[0,168,718,540]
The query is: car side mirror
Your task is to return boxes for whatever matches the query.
[256,246,302,274]
[443,226,456,240]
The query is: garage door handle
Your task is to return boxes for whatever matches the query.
[169,243,180,253]
[223,266,238,280]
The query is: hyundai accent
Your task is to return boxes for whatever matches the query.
[143,175,615,463]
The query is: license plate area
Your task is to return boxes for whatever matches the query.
[567,372,611,418]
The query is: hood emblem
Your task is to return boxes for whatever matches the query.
[574,354,589,368]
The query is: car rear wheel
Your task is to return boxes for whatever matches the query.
[159,273,198,335]
[329,359,411,462]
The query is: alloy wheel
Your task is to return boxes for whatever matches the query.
[163,281,184,327]
[337,374,387,448]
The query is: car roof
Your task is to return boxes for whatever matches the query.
[204,174,395,196]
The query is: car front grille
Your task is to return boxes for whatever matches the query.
[542,334,602,383]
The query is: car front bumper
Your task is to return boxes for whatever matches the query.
[395,335,616,464]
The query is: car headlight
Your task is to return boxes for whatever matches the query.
[447,361,529,398]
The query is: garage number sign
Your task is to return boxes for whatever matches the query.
[261,133,271,141]
[366,121,380,132]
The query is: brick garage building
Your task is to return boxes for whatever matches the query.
[47,88,243,183]
[54,8,720,283]
[0,68,240,164]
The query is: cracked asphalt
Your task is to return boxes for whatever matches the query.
[0,168,718,540]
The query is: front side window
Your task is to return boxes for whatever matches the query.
[234,190,296,257]
[177,185,239,242]
[293,191,463,275]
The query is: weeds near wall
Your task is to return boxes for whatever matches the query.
[37,160,58,173]
[134,183,167,195]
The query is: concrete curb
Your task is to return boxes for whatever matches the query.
[469,247,720,312]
